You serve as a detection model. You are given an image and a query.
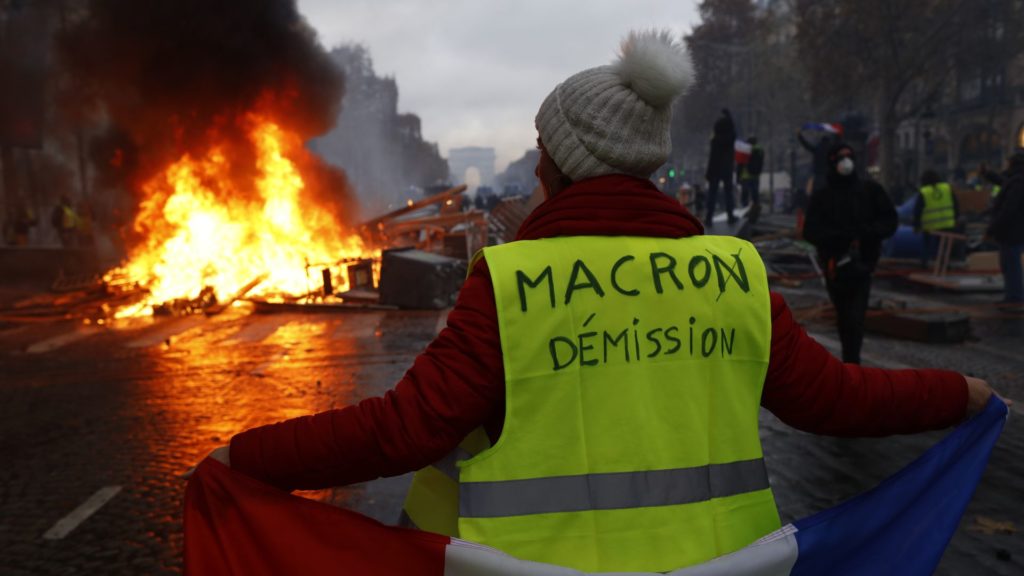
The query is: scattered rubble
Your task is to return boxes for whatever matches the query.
[969,516,1017,536]
[4,188,1020,323]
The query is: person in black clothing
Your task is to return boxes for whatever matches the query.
[979,161,1006,196]
[704,109,736,226]
[803,143,898,364]
[985,152,1024,305]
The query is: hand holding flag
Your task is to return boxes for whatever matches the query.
[183,395,1008,575]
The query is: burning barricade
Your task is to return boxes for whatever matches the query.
[100,115,377,318]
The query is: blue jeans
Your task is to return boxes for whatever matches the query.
[999,243,1024,302]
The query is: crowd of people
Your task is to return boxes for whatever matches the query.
[2,194,94,248]
[702,108,764,227]
[697,117,1024,364]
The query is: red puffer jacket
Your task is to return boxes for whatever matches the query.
[231,175,967,491]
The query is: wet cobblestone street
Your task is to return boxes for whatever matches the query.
[0,282,1021,574]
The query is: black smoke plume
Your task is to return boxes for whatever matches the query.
[57,0,356,235]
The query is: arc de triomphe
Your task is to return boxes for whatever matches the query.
[448,147,496,190]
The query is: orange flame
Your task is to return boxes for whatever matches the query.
[108,115,372,316]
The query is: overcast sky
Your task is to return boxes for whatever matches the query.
[296,0,701,172]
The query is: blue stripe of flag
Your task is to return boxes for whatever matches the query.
[790,396,1007,576]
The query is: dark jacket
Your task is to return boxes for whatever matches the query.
[803,146,898,268]
[987,166,1024,244]
[705,112,736,180]
[749,145,764,176]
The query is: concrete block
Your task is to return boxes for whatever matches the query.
[865,312,970,343]
[378,248,467,310]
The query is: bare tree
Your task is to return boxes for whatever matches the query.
[794,0,1024,188]
[679,0,760,135]
[673,0,816,183]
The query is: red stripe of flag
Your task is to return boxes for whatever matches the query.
[185,459,449,575]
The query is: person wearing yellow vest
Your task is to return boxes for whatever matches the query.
[51,195,79,247]
[195,31,998,574]
[985,152,1024,305]
[913,170,959,269]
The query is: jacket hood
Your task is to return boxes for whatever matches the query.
[825,141,858,187]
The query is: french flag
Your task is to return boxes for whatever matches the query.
[801,122,844,136]
[735,139,753,165]
[184,397,1007,575]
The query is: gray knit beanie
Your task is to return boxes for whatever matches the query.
[535,30,694,182]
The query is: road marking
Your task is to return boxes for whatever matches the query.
[42,485,122,540]
[26,326,102,354]
[125,316,204,348]
[807,331,912,370]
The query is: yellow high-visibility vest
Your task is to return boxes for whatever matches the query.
[920,183,955,232]
[61,205,79,230]
[415,235,778,572]
[400,427,490,536]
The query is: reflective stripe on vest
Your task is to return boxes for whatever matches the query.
[920,183,955,231]
[460,458,768,518]
[457,235,778,572]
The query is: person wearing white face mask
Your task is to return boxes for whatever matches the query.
[803,143,898,364]
[836,156,855,176]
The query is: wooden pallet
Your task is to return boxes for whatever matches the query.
[906,273,1004,292]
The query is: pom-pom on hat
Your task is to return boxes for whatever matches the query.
[535,30,693,182]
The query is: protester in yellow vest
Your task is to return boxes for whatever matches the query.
[51,195,79,247]
[913,170,959,269]
[192,31,997,574]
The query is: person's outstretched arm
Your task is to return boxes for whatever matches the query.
[226,261,506,491]
[797,131,815,153]
[761,293,986,436]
